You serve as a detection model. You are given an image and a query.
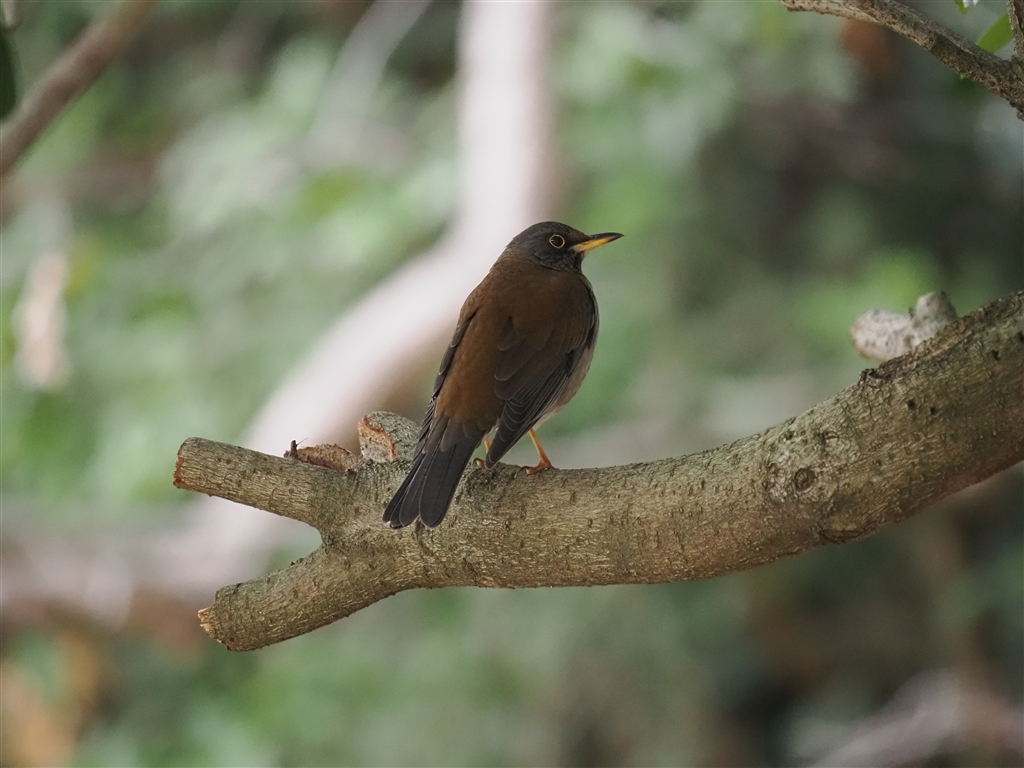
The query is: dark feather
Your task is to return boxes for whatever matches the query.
[486,346,583,465]
[383,314,483,529]
[383,430,480,528]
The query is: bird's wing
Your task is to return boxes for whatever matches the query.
[485,288,596,465]
[409,312,474,452]
[486,345,589,465]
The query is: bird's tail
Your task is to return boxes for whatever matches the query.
[383,433,480,528]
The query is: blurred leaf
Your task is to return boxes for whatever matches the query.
[953,0,979,13]
[0,28,16,119]
[977,13,1012,53]
[296,170,367,223]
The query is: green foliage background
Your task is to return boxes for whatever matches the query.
[1,1,1020,765]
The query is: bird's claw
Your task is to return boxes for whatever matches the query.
[524,457,553,475]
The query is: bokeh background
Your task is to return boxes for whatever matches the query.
[1,1,1021,766]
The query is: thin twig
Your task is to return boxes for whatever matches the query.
[0,0,159,178]
[781,0,1024,116]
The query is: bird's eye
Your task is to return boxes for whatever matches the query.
[548,234,565,249]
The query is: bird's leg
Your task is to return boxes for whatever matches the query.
[525,429,553,475]
[473,437,493,468]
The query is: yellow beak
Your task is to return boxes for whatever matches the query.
[572,232,623,255]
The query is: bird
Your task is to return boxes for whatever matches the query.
[383,221,622,529]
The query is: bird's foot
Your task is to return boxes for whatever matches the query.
[473,437,494,468]
[524,455,553,475]
[524,429,553,474]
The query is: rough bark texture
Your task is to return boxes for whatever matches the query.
[781,0,1024,118]
[177,292,1024,651]
[1013,0,1024,62]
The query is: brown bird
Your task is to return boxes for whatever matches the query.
[383,222,622,528]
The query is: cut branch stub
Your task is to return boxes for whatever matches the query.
[851,292,958,361]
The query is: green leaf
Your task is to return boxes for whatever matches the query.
[0,28,17,120]
[954,0,979,13]
[977,13,1012,53]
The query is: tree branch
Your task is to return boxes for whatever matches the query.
[810,669,1024,766]
[0,0,159,178]
[176,292,1024,651]
[780,0,1024,117]
[1011,0,1024,65]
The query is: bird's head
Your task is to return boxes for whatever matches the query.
[507,221,622,271]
